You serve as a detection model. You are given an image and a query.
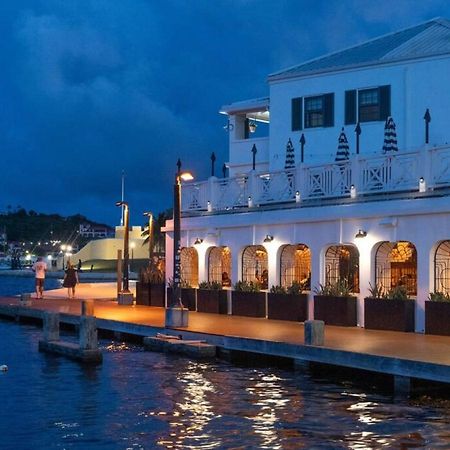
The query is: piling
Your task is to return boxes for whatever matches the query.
[43,312,60,342]
[304,320,324,346]
[81,299,94,316]
[79,316,98,350]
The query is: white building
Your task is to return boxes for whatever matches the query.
[164,18,450,333]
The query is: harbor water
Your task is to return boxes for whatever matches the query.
[1,275,450,449]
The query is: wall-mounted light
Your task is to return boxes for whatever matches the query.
[350,185,357,199]
[248,120,257,133]
[223,120,234,132]
[194,237,203,245]
[295,191,301,203]
[419,177,427,193]
[263,234,274,243]
[355,229,367,238]
[248,196,253,208]
[207,200,212,212]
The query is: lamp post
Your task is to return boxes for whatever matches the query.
[60,244,72,270]
[166,166,193,327]
[115,201,134,304]
[143,211,154,260]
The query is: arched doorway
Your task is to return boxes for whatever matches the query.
[325,245,360,293]
[180,247,199,287]
[434,240,450,294]
[208,246,232,286]
[280,244,311,289]
[375,241,417,295]
[242,245,268,289]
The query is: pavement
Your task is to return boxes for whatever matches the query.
[1,282,450,368]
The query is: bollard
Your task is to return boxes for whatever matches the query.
[79,316,98,350]
[304,320,324,346]
[81,299,94,316]
[43,312,60,342]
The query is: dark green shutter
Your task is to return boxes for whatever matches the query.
[291,97,303,131]
[323,93,334,127]
[379,85,391,120]
[345,90,357,124]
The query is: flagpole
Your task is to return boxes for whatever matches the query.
[120,170,125,226]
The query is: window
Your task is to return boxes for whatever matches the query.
[345,85,391,124]
[305,96,324,128]
[359,88,380,122]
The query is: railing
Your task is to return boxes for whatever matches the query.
[181,145,450,212]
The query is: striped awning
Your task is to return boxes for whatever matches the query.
[382,116,398,153]
[335,128,350,161]
[285,138,295,169]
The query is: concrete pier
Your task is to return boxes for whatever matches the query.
[143,335,216,359]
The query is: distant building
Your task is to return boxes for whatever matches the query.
[165,18,450,333]
[79,223,113,238]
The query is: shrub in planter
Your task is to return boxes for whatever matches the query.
[231,280,266,318]
[425,292,450,336]
[313,280,357,326]
[364,284,415,332]
[137,260,165,306]
[267,282,308,322]
[135,280,150,306]
[197,281,228,314]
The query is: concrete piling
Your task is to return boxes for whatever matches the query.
[304,320,325,346]
[79,316,98,350]
[81,299,94,316]
[43,312,60,342]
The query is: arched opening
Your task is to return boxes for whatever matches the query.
[208,246,232,287]
[434,240,450,294]
[375,241,417,295]
[180,247,198,287]
[280,244,311,289]
[325,245,360,293]
[242,245,268,289]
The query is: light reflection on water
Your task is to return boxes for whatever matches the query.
[1,321,450,449]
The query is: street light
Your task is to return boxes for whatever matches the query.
[143,211,154,260]
[116,201,134,305]
[166,168,193,327]
[60,244,72,270]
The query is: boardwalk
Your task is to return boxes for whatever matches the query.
[1,283,450,387]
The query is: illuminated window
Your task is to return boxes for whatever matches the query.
[242,245,268,289]
[208,246,232,287]
[280,244,311,289]
[325,245,360,293]
[180,247,198,287]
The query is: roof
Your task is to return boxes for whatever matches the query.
[269,17,450,81]
[220,97,269,115]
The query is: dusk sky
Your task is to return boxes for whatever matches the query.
[2,0,450,226]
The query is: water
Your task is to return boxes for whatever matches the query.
[1,276,450,448]
[0,274,62,296]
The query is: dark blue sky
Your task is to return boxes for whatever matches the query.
[1,0,449,226]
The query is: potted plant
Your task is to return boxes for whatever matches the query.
[166,279,197,311]
[197,281,228,314]
[425,292,450,336]
[136,267,151,306]
[231,280,266,318]
[313,280,357,326]
[267,282,308,322]
[136,260,166,306]
[364,283,415,332]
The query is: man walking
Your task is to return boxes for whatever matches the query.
[32,256,47,299]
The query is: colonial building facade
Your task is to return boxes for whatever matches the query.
[164,18,450,332]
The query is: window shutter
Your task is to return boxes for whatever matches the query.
[244,118,249,139]
[345,90,356,125]
[323,93,334,127]
[379,85,391,120]
[291,97,303,131]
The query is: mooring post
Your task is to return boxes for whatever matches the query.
[304,320,324,346]
[43,312,60,342]
[79,316,98,350]
[81,299,94,316]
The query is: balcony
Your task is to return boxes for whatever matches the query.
[181,144,450,213]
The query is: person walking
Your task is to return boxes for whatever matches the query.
[63,262,79,299]
[32,256,47,299]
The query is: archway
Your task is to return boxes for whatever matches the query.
[280,244,311,289]
[208,246,232,287]
[180,247,199,287]
[434,240,450,294]
[242,245,268,289]
[325,245,360,293]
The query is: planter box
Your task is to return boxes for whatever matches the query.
[136,281,150,306]
[197,289,228,314]
[231,291,266,318]
[149,283,165,307]
[314,295,357,326]
[425,301,450,336]
[166,287,196,311]
[364,298,415,332]
[267,293,308,322]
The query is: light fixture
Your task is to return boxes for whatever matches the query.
[248,120,257,133]
[248,196,253,208]
[355,229,367,238]
[263,234,274,243]
[207,200,212,212]
[350,185,357,199]
[179,172,194,181]
[194,237,203,245]
[295,191,301,203]
[223,120,234,132]
[419,177,426,193]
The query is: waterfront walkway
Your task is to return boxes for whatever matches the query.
[1,282,450,386]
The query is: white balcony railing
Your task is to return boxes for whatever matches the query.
[181,145,450,212]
